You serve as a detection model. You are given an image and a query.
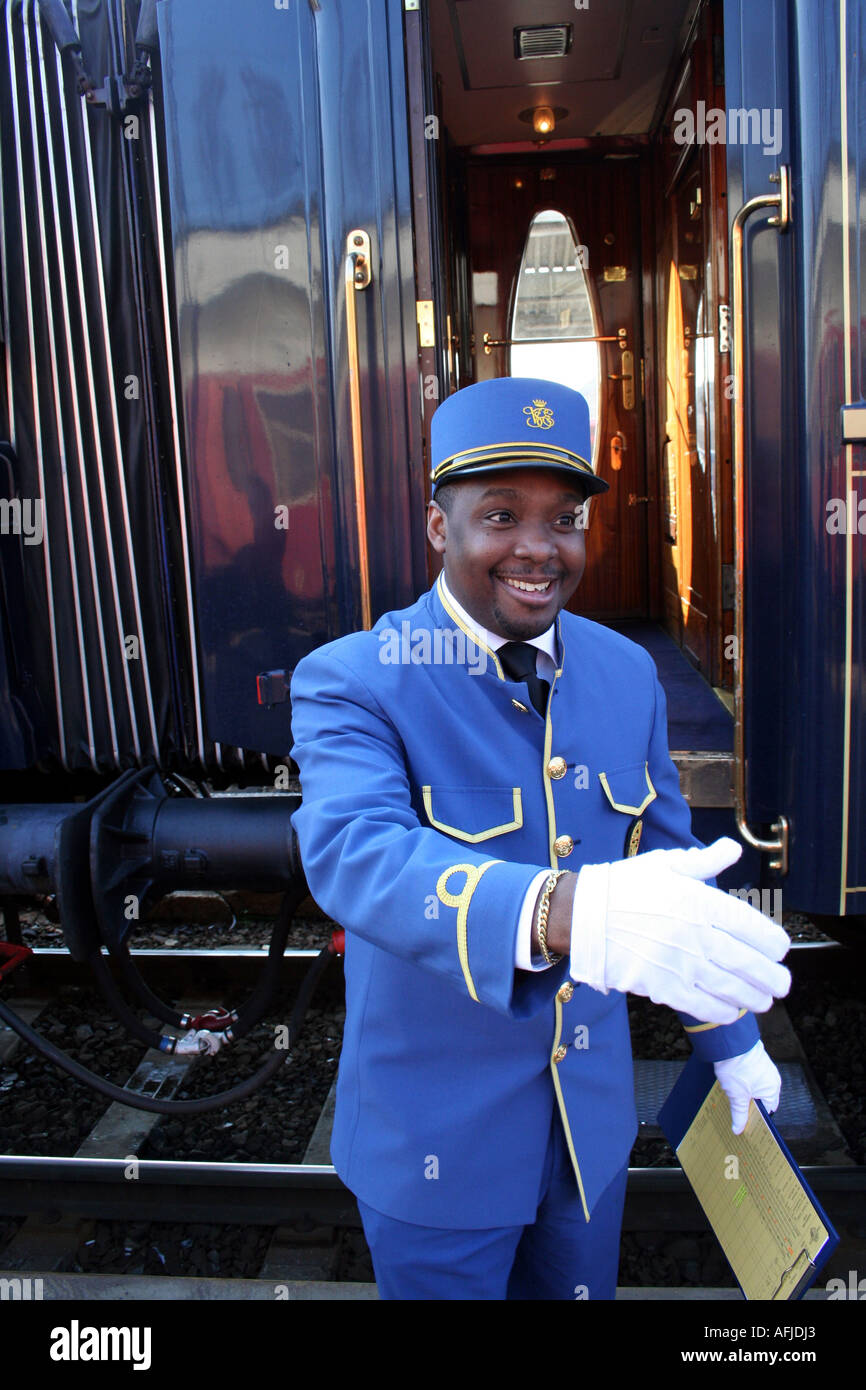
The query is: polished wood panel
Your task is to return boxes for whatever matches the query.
[652,0,732,686]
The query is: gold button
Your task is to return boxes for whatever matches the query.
[547,756,567,780]
[511,699,529,713]
[553,1045,568,1063]
[557,982,574,1003]
[553,834,574,858]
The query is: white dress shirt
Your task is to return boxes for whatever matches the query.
[440,577,556,971]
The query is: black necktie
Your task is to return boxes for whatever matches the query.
[498,642,549,717]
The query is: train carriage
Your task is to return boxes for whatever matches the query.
[0,0,863,921]
[0,0,863,1248]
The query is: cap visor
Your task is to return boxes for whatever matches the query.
[434,457,609,496]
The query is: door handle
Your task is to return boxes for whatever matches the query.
[345,230,373,629]
[607,349,635,409]
[731,169,791,872]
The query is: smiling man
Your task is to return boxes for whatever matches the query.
[290,377,790,1300]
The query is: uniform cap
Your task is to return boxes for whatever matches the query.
[430,377,609,496]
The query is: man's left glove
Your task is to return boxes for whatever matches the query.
[714,1040,781,1134]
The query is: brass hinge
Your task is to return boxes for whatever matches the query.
[417,299,435,348]
[718,303,731,355]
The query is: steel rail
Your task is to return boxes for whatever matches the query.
[0,1155,862,1230]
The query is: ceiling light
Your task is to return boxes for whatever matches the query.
[518,106,568,141]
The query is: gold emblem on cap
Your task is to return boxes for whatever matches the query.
[524,399,555,430]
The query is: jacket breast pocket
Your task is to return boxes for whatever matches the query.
[421,786,523,843]
[598,761,657,816]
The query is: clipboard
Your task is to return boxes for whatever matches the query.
[658,1055,839,1300]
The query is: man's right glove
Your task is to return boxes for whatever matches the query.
[568,837,791,1023]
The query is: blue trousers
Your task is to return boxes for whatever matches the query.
[357,1114,628,1300]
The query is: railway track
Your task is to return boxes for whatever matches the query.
[1,935,864,1302]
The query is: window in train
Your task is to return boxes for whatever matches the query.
[509,210,601,471]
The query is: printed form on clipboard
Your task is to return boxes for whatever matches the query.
[659,1057,838,1300]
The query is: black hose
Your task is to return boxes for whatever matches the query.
[0,944,336,1115]
[86,952,167,1049]
[103,881,306,1038]
[221,882,305,1040]
[111,940,185,1027]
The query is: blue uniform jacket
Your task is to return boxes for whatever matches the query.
[290,577,758,1228]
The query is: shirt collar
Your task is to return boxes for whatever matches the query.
[439,575,558,665]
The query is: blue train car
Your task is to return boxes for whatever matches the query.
[0,0,863,924]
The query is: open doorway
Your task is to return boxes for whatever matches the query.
[416,0,735,735]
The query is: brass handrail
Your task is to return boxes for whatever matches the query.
[345,230,373,629]
[481,328,626,354]
[731,168,791,872]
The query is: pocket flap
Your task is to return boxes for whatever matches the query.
[422,786,523,842]
[598,762,657,816]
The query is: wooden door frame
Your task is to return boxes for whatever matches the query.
[649,0,732,689]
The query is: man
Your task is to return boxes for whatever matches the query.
[290,377,790,1300]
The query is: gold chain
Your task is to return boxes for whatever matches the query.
[535,869,566,965]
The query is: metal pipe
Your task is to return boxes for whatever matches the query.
[95,0,185,767]
[50,38,147,763]
[345,230,373,630]
[35,8,120,764]
[76,65,161,763]
[5,0,68,765]
[0,43,13,448]
[482,330,627,353]
[22,0,97,768]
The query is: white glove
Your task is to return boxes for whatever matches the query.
[569,837,791,1023]
[715,1040,782,1134]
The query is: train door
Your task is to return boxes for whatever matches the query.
[415,0,734,664]
[411,0,761,856]
[654,5,732,689]
[460,156,648,620]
